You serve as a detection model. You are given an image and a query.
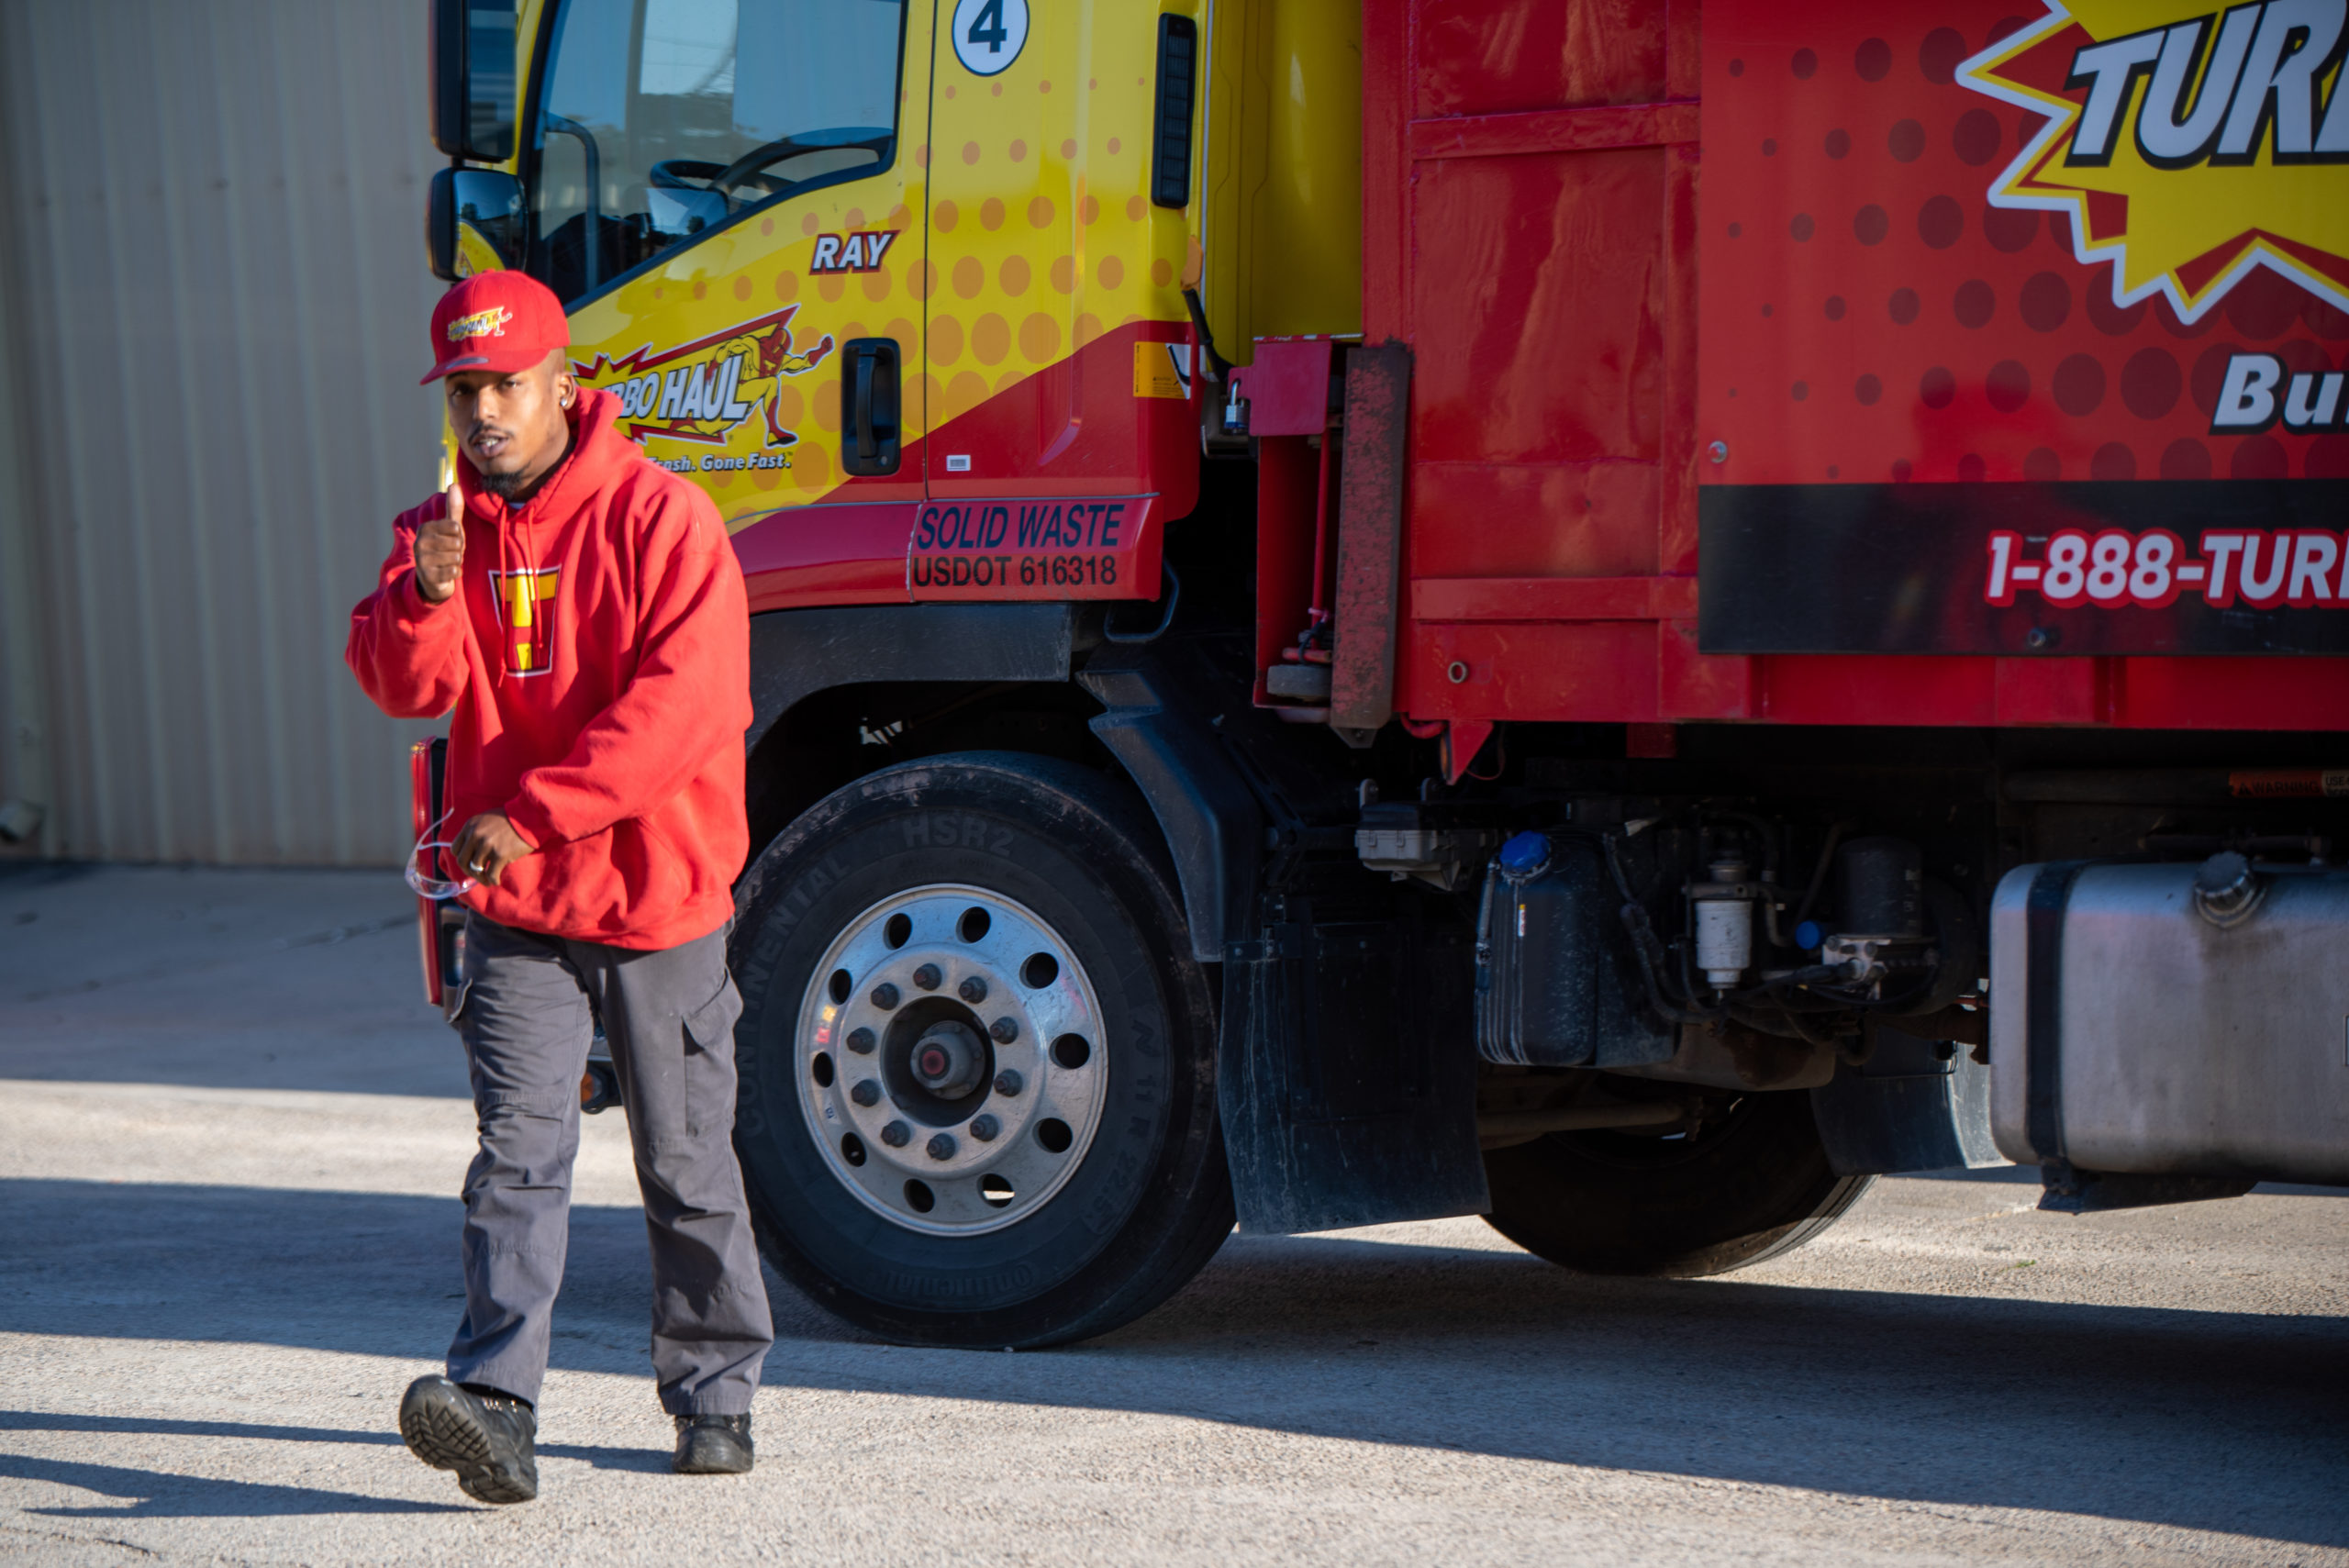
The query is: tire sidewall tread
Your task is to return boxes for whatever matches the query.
[730,752,1230,1347]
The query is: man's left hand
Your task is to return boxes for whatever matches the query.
[451,812,536,887]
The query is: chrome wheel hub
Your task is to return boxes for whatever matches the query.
[795,884,1106,1235]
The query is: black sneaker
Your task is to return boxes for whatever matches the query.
[399,1374,539,1505]
[673,1412,753,1474]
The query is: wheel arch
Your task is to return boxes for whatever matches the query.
[743,606,1262,964]
[744,603,1085,864]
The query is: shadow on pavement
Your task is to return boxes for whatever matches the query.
[0,1452,470,1518]
[5,1176,2345,1547]
[0,1413,401,1447]
[0,1412,680,1482]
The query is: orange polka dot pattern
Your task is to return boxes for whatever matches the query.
[559,2,1191,521]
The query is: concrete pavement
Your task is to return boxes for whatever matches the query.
[3,866,2345,1565]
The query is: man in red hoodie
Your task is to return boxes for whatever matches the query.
[348,272,772,1504]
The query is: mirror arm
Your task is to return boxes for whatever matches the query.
[543,115,600,293]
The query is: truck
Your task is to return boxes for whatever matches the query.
[413,0,2349,1348]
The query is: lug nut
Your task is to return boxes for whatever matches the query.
[851,1080,881,1107]
[847,1027,876,1055]
[958,975,987,1004]
[871,983,900,1010]
[927,1133,957,1161]
[993,1070,1023,1096]
[970,1114,1000,1142]
[990,1016,1019,1043]
[912,962,941,990]
[880,1120,911,1147]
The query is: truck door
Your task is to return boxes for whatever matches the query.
[527,0,929,527]
[912,0,1200,601]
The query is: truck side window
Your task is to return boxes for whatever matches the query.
[532,0,907,306]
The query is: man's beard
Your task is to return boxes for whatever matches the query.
[468,417,573,503]
[474,465,530,501]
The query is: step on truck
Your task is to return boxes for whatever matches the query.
[413,0,2349,1346]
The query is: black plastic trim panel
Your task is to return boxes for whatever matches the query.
[1078,644,1263,963]
[746,604,1077,754]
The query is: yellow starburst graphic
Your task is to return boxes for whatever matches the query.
[1961,1,2349,321]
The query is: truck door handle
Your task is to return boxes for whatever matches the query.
[841,338,900,476]
[854,354,876,463]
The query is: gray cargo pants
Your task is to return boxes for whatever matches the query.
[444,911,773,1413]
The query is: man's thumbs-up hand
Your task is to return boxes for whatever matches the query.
[414,483,466,605]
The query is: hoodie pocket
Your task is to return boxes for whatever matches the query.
[612,816,691,933]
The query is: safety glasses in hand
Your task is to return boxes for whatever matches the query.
[404,808,478,901]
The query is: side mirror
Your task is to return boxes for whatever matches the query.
[430,0,518,162]
[427,167,526,282]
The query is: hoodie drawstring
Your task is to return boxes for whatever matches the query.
[493,494,512,689]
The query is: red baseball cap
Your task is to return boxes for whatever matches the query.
[420,271,572,384]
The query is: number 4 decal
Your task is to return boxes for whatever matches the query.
[952,0,1028,76]
[968,0,1007,50]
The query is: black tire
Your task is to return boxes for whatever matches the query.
[729,751,1232,1348]
[1482,1090,1870,1276]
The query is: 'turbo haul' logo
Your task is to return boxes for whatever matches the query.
[1964,3,2349,321]
[446,305,512,341]
[571,306,834,450]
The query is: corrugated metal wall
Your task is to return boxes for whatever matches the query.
[0,0,449,864]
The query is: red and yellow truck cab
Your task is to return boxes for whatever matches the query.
[419,0,2349,1349]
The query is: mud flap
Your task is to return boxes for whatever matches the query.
[1219,912,1489,1234]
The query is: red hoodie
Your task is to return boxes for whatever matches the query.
[347,387,749,951]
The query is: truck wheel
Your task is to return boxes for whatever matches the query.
[1482,1091,1870,1276]
[729,751,1231,1348]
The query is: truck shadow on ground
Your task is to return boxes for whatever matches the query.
[6,1177,2344,1545]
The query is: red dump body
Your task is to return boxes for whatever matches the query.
[1328,0,2348,734]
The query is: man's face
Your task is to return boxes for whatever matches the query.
[444,350,575,498]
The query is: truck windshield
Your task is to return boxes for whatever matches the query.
[532,0,906,304]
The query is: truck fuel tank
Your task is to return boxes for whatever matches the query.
[1474,833,1674,1071]
[1990,858,2349,1188]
